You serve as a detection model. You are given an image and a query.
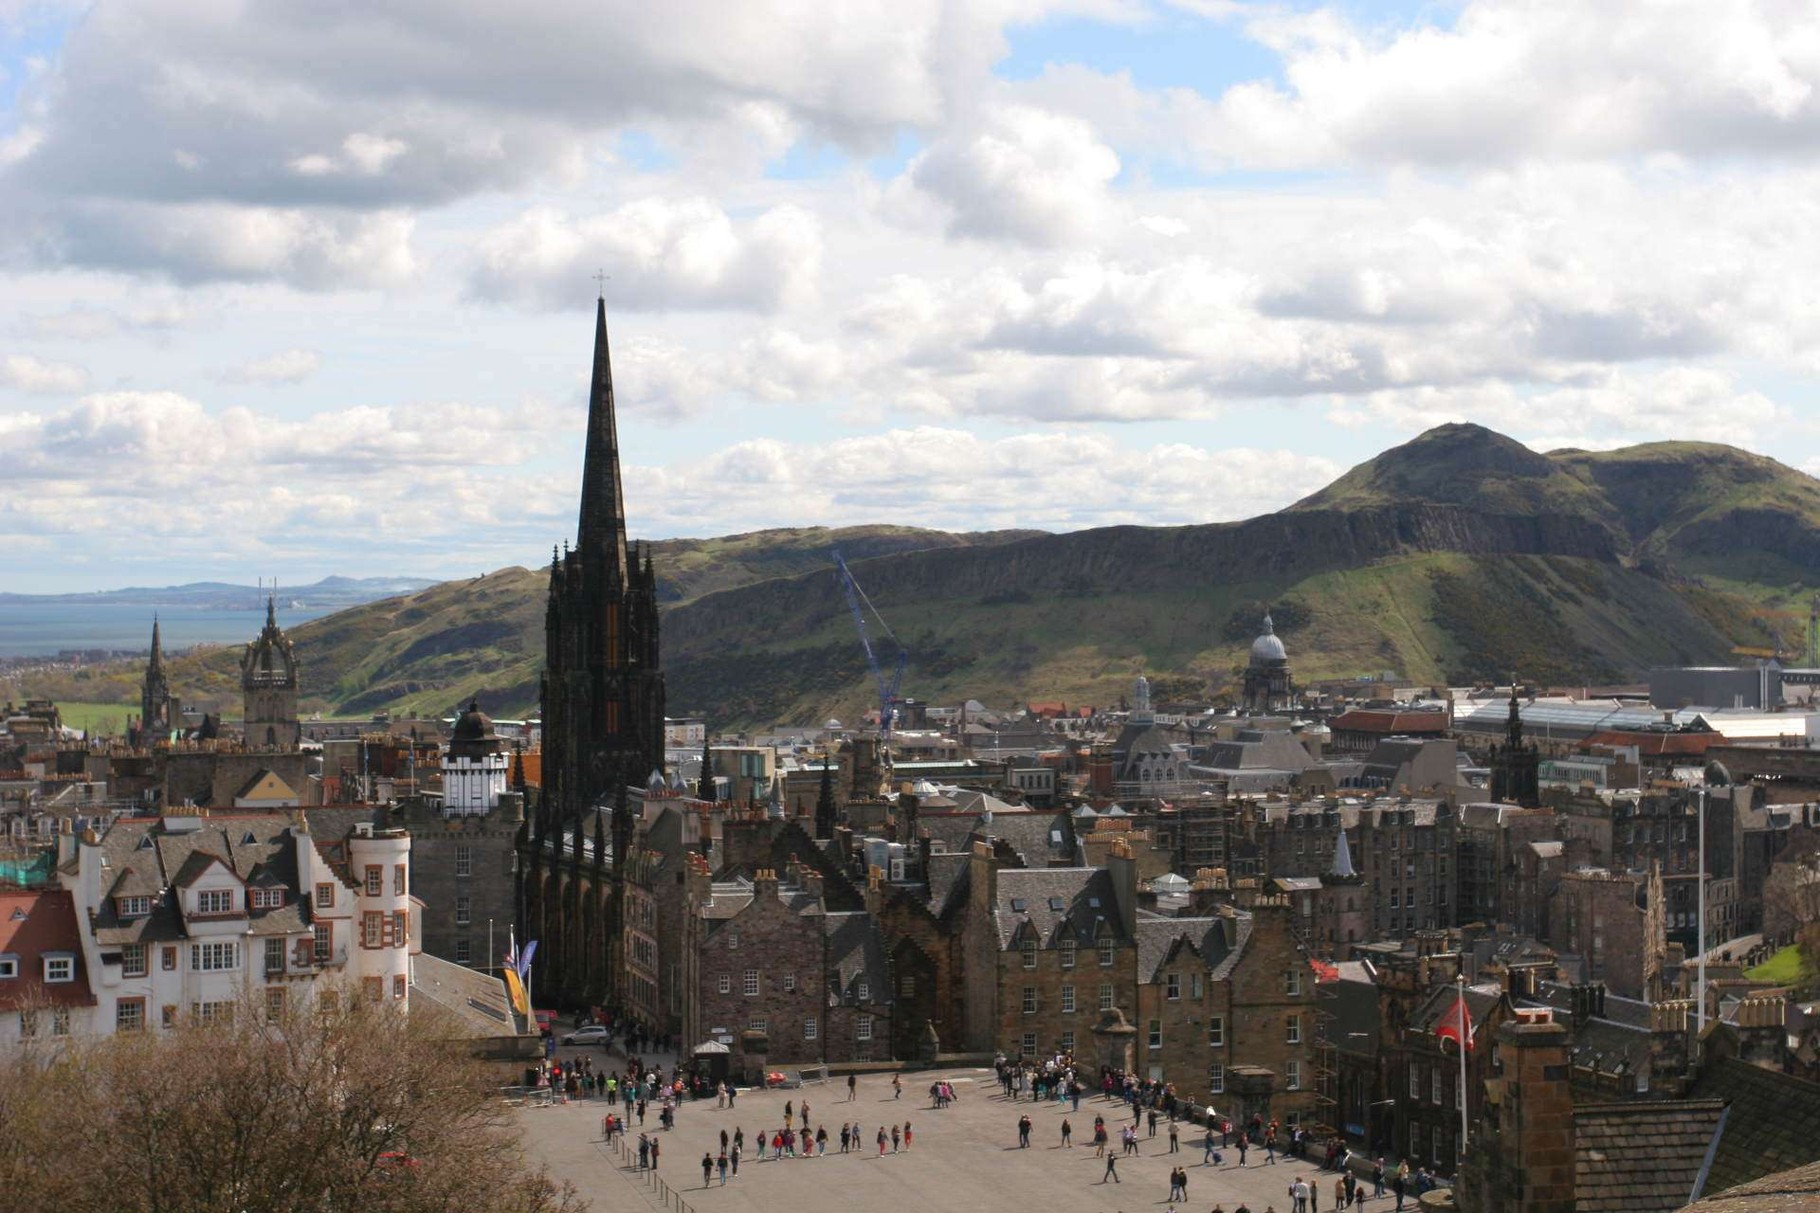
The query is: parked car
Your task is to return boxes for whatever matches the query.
[561,1024,612,1046]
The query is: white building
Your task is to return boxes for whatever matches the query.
[30,808,423,1039]
[441,700,510,817]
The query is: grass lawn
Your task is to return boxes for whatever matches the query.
[48,700,134,736]
[1745,944,1811,986]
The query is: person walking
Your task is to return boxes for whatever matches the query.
[890,1125,900,1153]
[1061,1118,1073,1147]
[848,1073,858,1101]
[1203,1128,1221,1166]
[1018,1114,1033,1147]
[1169,1120,1180,1152]
[1237,1135,1248,1167]
[904,1121,913,1150]
[1102,1153,1121,1184]
[877,1126,888,1157]
[892,1073,902,1100]
[717,1151,729,1186]
[1148,1107,1159,1138]
[1373,1158,1386,1199]
[840,1123,850,1154]
[649,1137,660,1171]
[701,1152,713,1188]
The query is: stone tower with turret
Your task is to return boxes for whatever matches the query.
[241,596,300,750]
[140,616,178,742]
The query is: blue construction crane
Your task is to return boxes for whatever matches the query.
[833,549,908,741]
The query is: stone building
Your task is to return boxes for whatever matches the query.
[1249,796,1457,939]
[1388,980,1511,1176]
[1134,890,1319,1130]
[990,848,1140,1059]
[1487,688,1541,807]
[1545,864,1668,1002]
[1241,613,1294,713]
[240,598,301,751]
[385,783,526,972]
[523,297,668,1008]
[1457,802,1559,926]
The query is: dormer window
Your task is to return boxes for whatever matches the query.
[250,888,283,910]
[117,895,151,918]
[43,954,73,984]
[196,889,234,914]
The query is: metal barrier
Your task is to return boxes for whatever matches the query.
[606,1129,696,1213]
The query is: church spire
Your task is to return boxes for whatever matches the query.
[148,615,164,673]
[576,295,629,584]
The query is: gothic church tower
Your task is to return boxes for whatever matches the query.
[140,617,176,741]
[528,295,666,1006]
[241,596,301,750]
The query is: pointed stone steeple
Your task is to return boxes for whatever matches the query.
[576,294,629,586]
[141,614,173,742]
[148,615,164,674]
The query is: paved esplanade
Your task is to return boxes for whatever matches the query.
[519,1066,1359,1213]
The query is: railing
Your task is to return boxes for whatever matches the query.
[605,1129,696,1213]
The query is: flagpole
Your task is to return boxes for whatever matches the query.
[1457,973,1469,1152]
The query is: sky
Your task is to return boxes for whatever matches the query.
[2,0,1818,592]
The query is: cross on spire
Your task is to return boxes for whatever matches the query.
[594,268,608,298]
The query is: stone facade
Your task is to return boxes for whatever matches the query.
[1251,798,1457,939]
[386,791,524,971]
[240,598,301,751]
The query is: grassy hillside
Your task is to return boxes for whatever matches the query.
[22,426,1820,729]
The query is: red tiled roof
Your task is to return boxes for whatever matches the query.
[0,889,96,1010]
[1329,709,1448,734]
[1583,730,1715,756]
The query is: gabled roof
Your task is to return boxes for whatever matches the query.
[1690,1057,1820,1196]
[824,911,890,1003]
[1134,914,1239,982]
[994,867,1124,949]
[0,889,95,1010]
[171,850,235,889]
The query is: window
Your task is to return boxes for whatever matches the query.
[1061,985,1076,1014]
[455,938,471,965]
[122,943,148,977]
[1286,1059,1301,1091]
[195,1001,234,1023]
[1209,1063,1225,1094]
[17,1011,35,1038]
[455,896,471,926]
[748,1018,768,1033]
[1286,968,1303,997]
[43,955,73,983]
[116,999,145,1032]
[160,1005,177,1029]
[252,888,283,910]
[394,864,406,896]
[392,910,407,947]
[313,924,332,963]
[0,956,14,979]
[1431,1067,1443,1107]
[1410,1063,1421,1099]
[783,974,796,993]
[1148,1019,1162,1050]
[1099,983,1115,1012]
[315,883,334,908]
[118,895,150,918]
[726,932,738,950]
[896,976,911,997]
[1390,888,1400,909]
[1022,941,1038,969]
[1208,1015,1225,1047]
[743,969,759,997]
[857,1014,873,1042]
[1285,1013,1301,1044]
[1192,973,1204,1000]
[1099,940,1115,967]
[1166,973,1181,1000]
[191,942,238,972]
[263,938,284,975]
[365,866,382,896]
[265,987,286,1022]
[162,946,177,971]
[1060,939,1077,969]
[718,974,731,995]
[362,977,384,1003]
[393,975,406,1000]
[196,889,233,914]
[804,1017,817,1040]
[857,980,871,1001]
[455,846,473,877]
[1060,1030,1075,1053]
[364,912,382,948]
[1434,1126,1446,1166]
[1022,1032,1038,1055]
[1022,986,1037,1014]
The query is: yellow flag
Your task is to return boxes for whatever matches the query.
[503,967,530,1018]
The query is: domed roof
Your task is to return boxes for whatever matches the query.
[1249,612,1288,666]
[451,699,495,743]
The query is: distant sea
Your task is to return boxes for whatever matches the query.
[0,602,340,659]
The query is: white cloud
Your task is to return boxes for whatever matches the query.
[0,353,87,393]
[469,199,822,312]
[902,104,1121,245]
[635,426,1344,535]
[224,348,322,385]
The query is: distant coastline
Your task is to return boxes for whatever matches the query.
[0,602,343,660]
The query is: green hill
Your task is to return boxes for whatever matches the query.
[31,425,1820,728]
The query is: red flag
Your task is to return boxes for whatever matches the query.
[1436,993,1474,1052]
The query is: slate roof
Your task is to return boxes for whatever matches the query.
[1573,1099,1725,1212]
[993,867,1125,948]
[1407,982,1504,1036]
[410,952,530,1039]
[924,851,970,918]
[698,878,821,927]
[1690,1058,1820,1196]
[976,810,1077,867]
[1681,1160,1820,1211]
[90,814,311,946]
[1133,913,1239,982]
[824,911,890,1003]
